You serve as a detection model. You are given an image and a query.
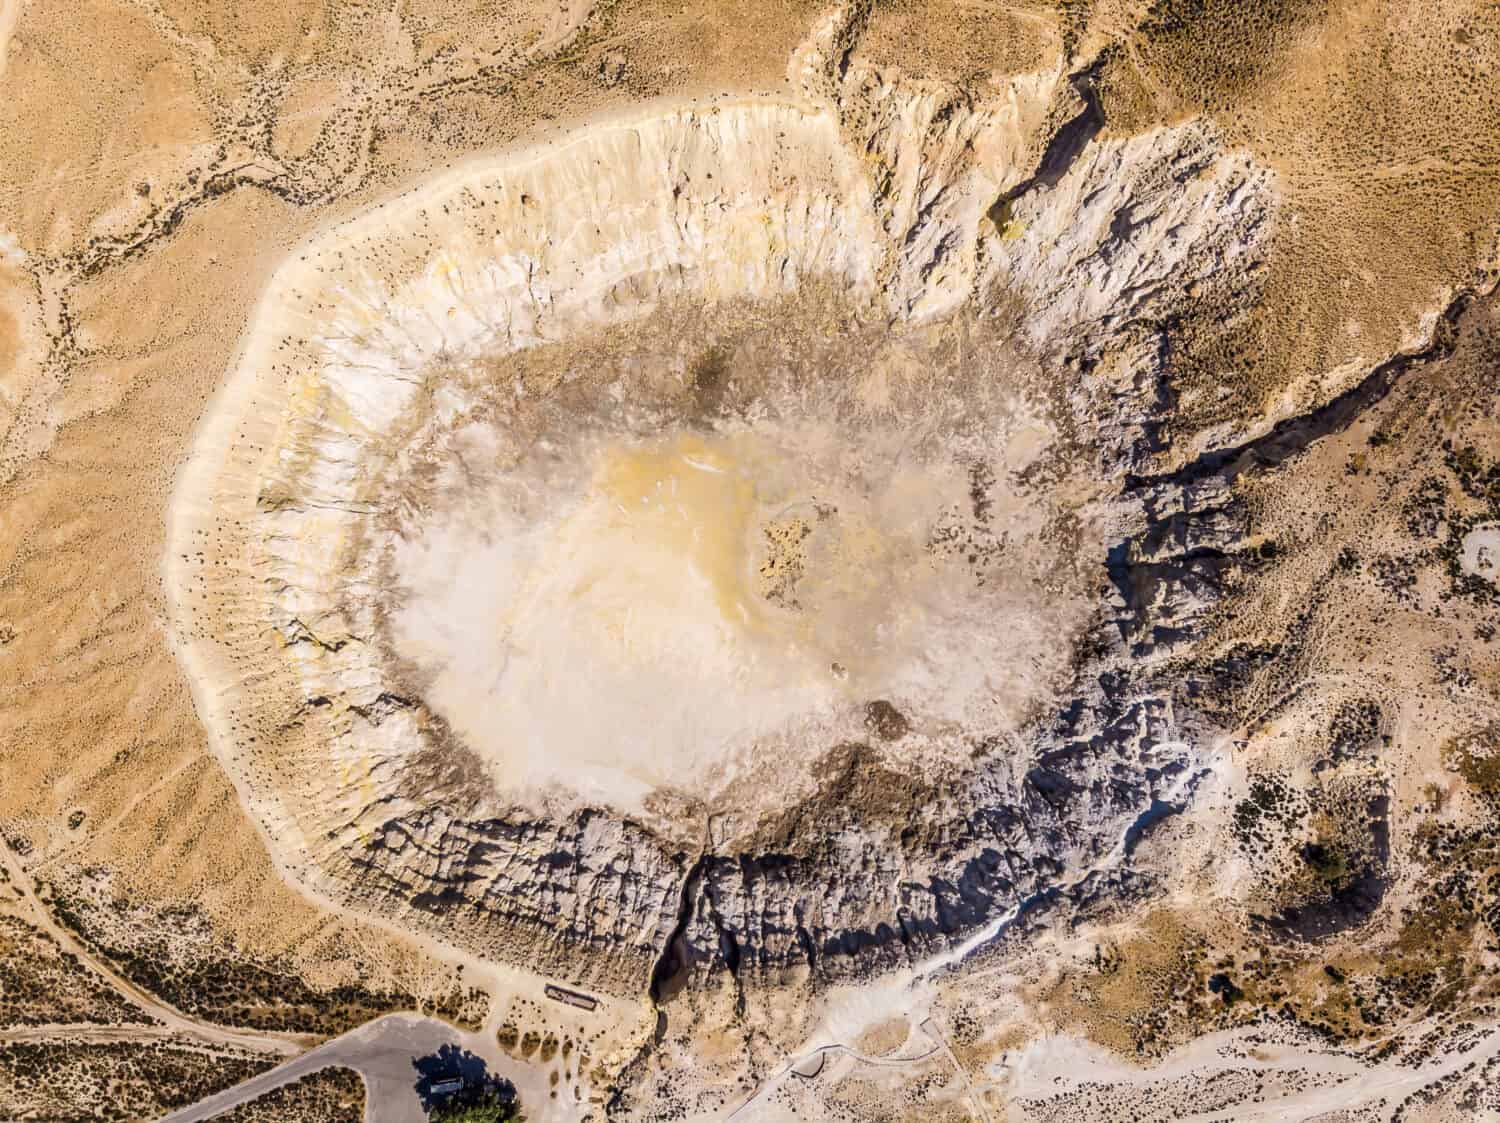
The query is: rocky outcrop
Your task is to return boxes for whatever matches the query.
[163,24,1289,1009]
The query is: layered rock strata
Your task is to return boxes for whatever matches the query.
[166,74,1276,999]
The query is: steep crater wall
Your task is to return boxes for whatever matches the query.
[165,91,1275,998]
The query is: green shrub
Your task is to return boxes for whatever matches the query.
[429,1089,522,1123]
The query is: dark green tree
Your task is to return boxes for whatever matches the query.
[429,1087,522,1123]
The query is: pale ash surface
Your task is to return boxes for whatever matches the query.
[151,1010,1500,1123]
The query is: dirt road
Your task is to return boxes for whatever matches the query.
[0,839,305,1057]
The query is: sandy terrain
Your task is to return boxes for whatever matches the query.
[2,2,1500,1121]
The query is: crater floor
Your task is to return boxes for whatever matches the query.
[4,2,1500,1121]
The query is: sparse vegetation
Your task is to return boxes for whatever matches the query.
[0,1041,273,1123]
[7,2,1500,1122]
[38,884,487,1035]
[0,916,151,1027]
[210,1067,365,1123]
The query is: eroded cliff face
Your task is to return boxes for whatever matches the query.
[162,0,1290,1016]
[6,1,1500,1120]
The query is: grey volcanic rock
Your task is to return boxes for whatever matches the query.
[161,2,1290,1013]
[14,2,1500,1121]
[338,807,685,989]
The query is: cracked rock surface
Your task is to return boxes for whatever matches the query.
[165,29,1274,1006]
[6,2,1500,1121]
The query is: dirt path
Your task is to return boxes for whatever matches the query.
[1005,1018,1500,1123]
[1182,1024,1500,1122]
[726,1025,948,1119]
[26,753,202,881]
[0,839,305,1057]
[0,1023,256,1050]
